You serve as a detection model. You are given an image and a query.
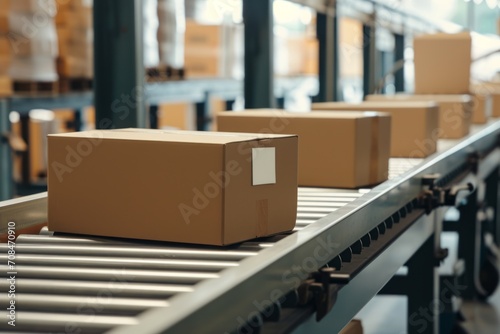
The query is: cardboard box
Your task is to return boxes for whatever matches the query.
[158,103,196,130]
[0,14,8,33]
[413,32,471,94]
[48,130,298,245]
[472,83,500,118]
[493,93,500,118]
[0,76,12,96]
[10,0,57,14]
[302,38,318,75]
[185,20,221,49]
[0,2,8,16]
[312,101,439,158]
[184,51,221,78]
[183,20,238,78]
[340,319,363,334]
[57,56,92,78]
[0,56,10,76]
[284,37,319,76]
[56,6,92,28]
[471,93,491,124]
[217,109,390,188]
[57,27,93,47]
[0,37,11,58]
[366,94,473,139]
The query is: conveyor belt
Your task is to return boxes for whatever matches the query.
[1,121,500,333]
[0,160,415,333]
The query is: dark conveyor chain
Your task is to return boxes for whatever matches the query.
[0,187,372,333]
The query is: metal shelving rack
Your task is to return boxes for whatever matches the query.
[0,0,446,201]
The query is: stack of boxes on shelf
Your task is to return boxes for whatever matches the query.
[157,0,185,78]
[183,19,243,79]
[8,0,59,94]
[275,22,318,77]
[55,0,93,91]
[0,2,11,95]
[143,0,160,73]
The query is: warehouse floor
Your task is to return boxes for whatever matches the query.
[355,290,500,334]
[356,231,500,333]
[461,291,500,334]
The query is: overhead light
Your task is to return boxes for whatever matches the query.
[486,0,497,8]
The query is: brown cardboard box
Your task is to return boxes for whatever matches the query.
[494,93,500,118]
[340,319,364,334]
[472,83,500,118]
[57,27,92,47]
[158,103,196,130]
[10,0,56,14]
[55,7,72,25]
[183,20,236,78]
[339,17,363,78]
[302,38,318,75]
[0,14,8,33]
[471,94,491,124]
[56,5,92,28]
[0,36,11,58]
[284,37,319,76]
[0,76,12,96]
[217,109,390,188]
[0,56,10,76]
[0,1,8,16]
[312,101,438,158]
[414,32,471,94]
[48,129,298,245]
[57,56,92,78]
[185,20,221,48]
[366,94,473,139]
[184,51,221,78]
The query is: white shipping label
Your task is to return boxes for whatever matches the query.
[252,147,276,186]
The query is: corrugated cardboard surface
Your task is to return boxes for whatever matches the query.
[472,83,500,119]
[158,103,196,130]
[471,93,491,124]
[217,110,390,188]
[366,94,472,139]
[493,93,500,118]
[0,76,12,96]
[414,32,471,94]
[312,101,438,158]
[48,130,297,246]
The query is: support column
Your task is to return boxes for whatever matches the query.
[363,20,376,97]
[94,0,146,129]
[394,33,405,92]
[485,167,500,245]
[407,235,439,334]
[243,0,274,108]
[315,8,339,102]
[0,99,13,200]
[196,93,210,131]
[457,190,479,299]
